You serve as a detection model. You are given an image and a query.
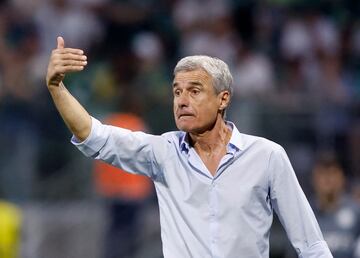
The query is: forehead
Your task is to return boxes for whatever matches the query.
[173,69,213,85]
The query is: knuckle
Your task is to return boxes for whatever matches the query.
[54,65,62,72]
[52,54,59,61]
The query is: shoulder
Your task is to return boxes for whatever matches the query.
[237,133,291,174]
[228,121,283,155]
[151,130,185,153]
[160,130,184,142]
[240,133,284,155]
[147,131,184,165]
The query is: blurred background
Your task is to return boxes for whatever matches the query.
[0,0,359,257]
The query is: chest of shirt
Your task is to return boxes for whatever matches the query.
[155,148,271,214]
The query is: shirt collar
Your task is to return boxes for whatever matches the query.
[179,121,244,154]
[226,121,244,152]
[179,132,190,153]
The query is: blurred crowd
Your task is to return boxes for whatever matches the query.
[0,0,359,257]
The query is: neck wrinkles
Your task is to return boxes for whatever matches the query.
[190,118,231,155]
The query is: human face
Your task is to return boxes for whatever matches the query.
[172,69,228,133]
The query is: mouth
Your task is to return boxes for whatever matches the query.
[178,113,194,119]
[178,114,194,119]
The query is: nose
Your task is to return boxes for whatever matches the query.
[175,92,189,108]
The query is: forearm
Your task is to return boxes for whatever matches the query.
[48,82,91,141]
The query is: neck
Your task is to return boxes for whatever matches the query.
[189,116,231,155]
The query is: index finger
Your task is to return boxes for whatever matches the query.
[55,48,84,55]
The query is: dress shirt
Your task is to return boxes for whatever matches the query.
[72,117,333,258]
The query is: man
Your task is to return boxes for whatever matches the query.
[46,36,332,257]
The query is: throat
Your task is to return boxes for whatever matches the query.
[190,120,232,176]
[198,151,226,176]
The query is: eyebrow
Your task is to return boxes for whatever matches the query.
[189,81,203,87]
[172,81,204,88]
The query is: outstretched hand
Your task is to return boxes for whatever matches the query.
[46,36,87,87]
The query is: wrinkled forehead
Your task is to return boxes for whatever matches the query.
[174,66,210,76]
[173,68,213,82]
[173,68,214,86]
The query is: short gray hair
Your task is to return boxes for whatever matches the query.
[174,55,233,97]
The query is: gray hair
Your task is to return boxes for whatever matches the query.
[174,55,233,97]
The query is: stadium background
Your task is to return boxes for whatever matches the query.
[0,0,359,257]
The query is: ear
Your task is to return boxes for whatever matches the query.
[218,91,230,111]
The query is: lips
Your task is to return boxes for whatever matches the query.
[178,113,194,119]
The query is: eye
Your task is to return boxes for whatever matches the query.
[173,89,181,97]
[191,89,200,95]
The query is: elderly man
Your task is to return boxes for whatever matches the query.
[46,37,332,258]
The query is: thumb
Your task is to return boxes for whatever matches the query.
[57,36,65,49]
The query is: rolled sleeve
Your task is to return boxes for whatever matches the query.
[71,117,109,158]
[70,116,169,179]
[299,241,333,258]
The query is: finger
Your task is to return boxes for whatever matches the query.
[61,60,88,66]
[53,57,87,67]
[57,36,65,49]
[54,48,84,55]
[56,65,86,73]
[57,53,87,61]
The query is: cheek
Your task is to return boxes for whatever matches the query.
[199,99,219,115]
[173,99,179,112]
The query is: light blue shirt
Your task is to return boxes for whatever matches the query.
[72,117,332,258]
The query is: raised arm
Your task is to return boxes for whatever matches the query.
[46,37,91,141]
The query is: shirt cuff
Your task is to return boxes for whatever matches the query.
[299,241,333,258]
[70,117,107,157]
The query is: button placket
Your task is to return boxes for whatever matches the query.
[209,180,219,257]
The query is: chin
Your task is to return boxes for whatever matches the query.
[177,122,209,134]
[176,123,191,132]
[175,120,196,132]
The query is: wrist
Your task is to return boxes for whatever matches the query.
[47,82,66,94]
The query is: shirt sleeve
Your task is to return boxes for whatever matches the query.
[268,145,333,258]
[71,116,168,180]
